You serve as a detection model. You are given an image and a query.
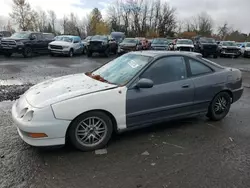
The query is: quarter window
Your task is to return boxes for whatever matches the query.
[189,59,212,76]
[141,56,187,85]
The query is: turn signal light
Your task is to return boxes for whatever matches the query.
[27,133,48,138]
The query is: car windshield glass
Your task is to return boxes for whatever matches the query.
[222,41,236,46]
[152,39,168,44]
[91,35,107,40]
[11,32,30,39]
[89,53,152,85]
[200,38,215,43]
[177,40,193,44]
[56,37,73,42]
[122,38,137,43]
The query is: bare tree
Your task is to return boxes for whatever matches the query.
[9,0,36,31]
[197,12,213,36]
[218,22,231,40]
[37,9,47,32]
[48,10,56,33]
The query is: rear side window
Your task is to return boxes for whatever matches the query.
[188,58,213,76]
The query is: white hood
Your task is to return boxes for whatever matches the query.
[245,47,250,51]
[49,41,72,46]
[176,44,194,48]
[24,74,117,108]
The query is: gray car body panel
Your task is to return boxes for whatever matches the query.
[125,51,243,128]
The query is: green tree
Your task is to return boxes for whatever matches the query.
[87,8,104,35]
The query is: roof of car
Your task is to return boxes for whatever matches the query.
[130,50,202,58]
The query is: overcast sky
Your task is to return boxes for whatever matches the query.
[1,0,250,33]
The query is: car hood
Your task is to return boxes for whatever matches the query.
[24,74,117,108]
[176,44,194,48]
[245,47,250,51]
[49,41,72,46]
[222,46,239,49]
[120,43,136,46]
[151,44,168,47]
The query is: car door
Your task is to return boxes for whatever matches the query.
[35,33,46,52]
[186,57,220,112]
[126,56,195,128]
[73,37,82,54]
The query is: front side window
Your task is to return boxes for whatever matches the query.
[189,58,213,76]
[141,56,187,85]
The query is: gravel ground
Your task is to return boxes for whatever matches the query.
[0,54,250,188]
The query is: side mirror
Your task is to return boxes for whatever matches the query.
[135,78,153,89]
[30,35,36,40]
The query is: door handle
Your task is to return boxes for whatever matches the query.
[182,84,190,88]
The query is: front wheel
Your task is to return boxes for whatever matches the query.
[104,48,110,57]
[207,92,231,121]
[213,54,218,58]
[23,47,33,58]
[68,49,74,57]
[3,52,12,57]
[68,111,113,151]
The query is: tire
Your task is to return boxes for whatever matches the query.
[68,111,113,151]
[207,92,231,121]
[213,54,218,58]
[83,47,87,55]
[50,53,54,57]
[104,48,110,57]
[87,50,92,57]
[3,52,12,57]
[68,49,74,57]
[23,47,32,58]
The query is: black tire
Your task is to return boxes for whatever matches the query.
[23,47,32,58]
[83,47,87,55]
[3,52,12,57]
[207,92,231,121]
[68,111,113,151]
[68,49,74,57]
[87,50,92,57]
[104,47,110,57]
[50,53,54,57]
[234,55,240,58]
[213,54,218,58]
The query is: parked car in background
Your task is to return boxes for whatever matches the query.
[136,37,149,50]
[43,33,56,41]
[48,35,84,57]
[12,51,243,151]
[241,42,250,58]
[218,41,241,58]
[110,32,125,44]
[82,36,92,54]
[193,36,218,58]
[0,31,12,54]
[118,38,142,55]
[236,42,243,47]
[86,35,118,57]
[174,39,194,51]
[0,31,54,57]
[150,38,169,50]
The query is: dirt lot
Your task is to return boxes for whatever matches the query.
[0,54,250,188]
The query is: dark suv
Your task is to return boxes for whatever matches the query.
[193,36,218,58]
[0,31,54,57]
[86,35,118,57]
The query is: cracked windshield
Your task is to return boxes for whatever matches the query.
[0,0,250,187]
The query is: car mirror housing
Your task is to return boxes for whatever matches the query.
[135,78,154,89]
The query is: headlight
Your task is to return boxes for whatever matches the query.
[23,110,34,121]
[16,41,24,45]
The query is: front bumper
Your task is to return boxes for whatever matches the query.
[232,87,244,103]
[1,45,25,53]
[49,48,70,55]
[12,96,70,146]
[221,50,241,56]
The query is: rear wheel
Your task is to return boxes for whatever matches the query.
[104,48,110,57]
[68,111,113,151]
[3,52,12,57]
[50,53,54,57]
[207,92,231,121]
